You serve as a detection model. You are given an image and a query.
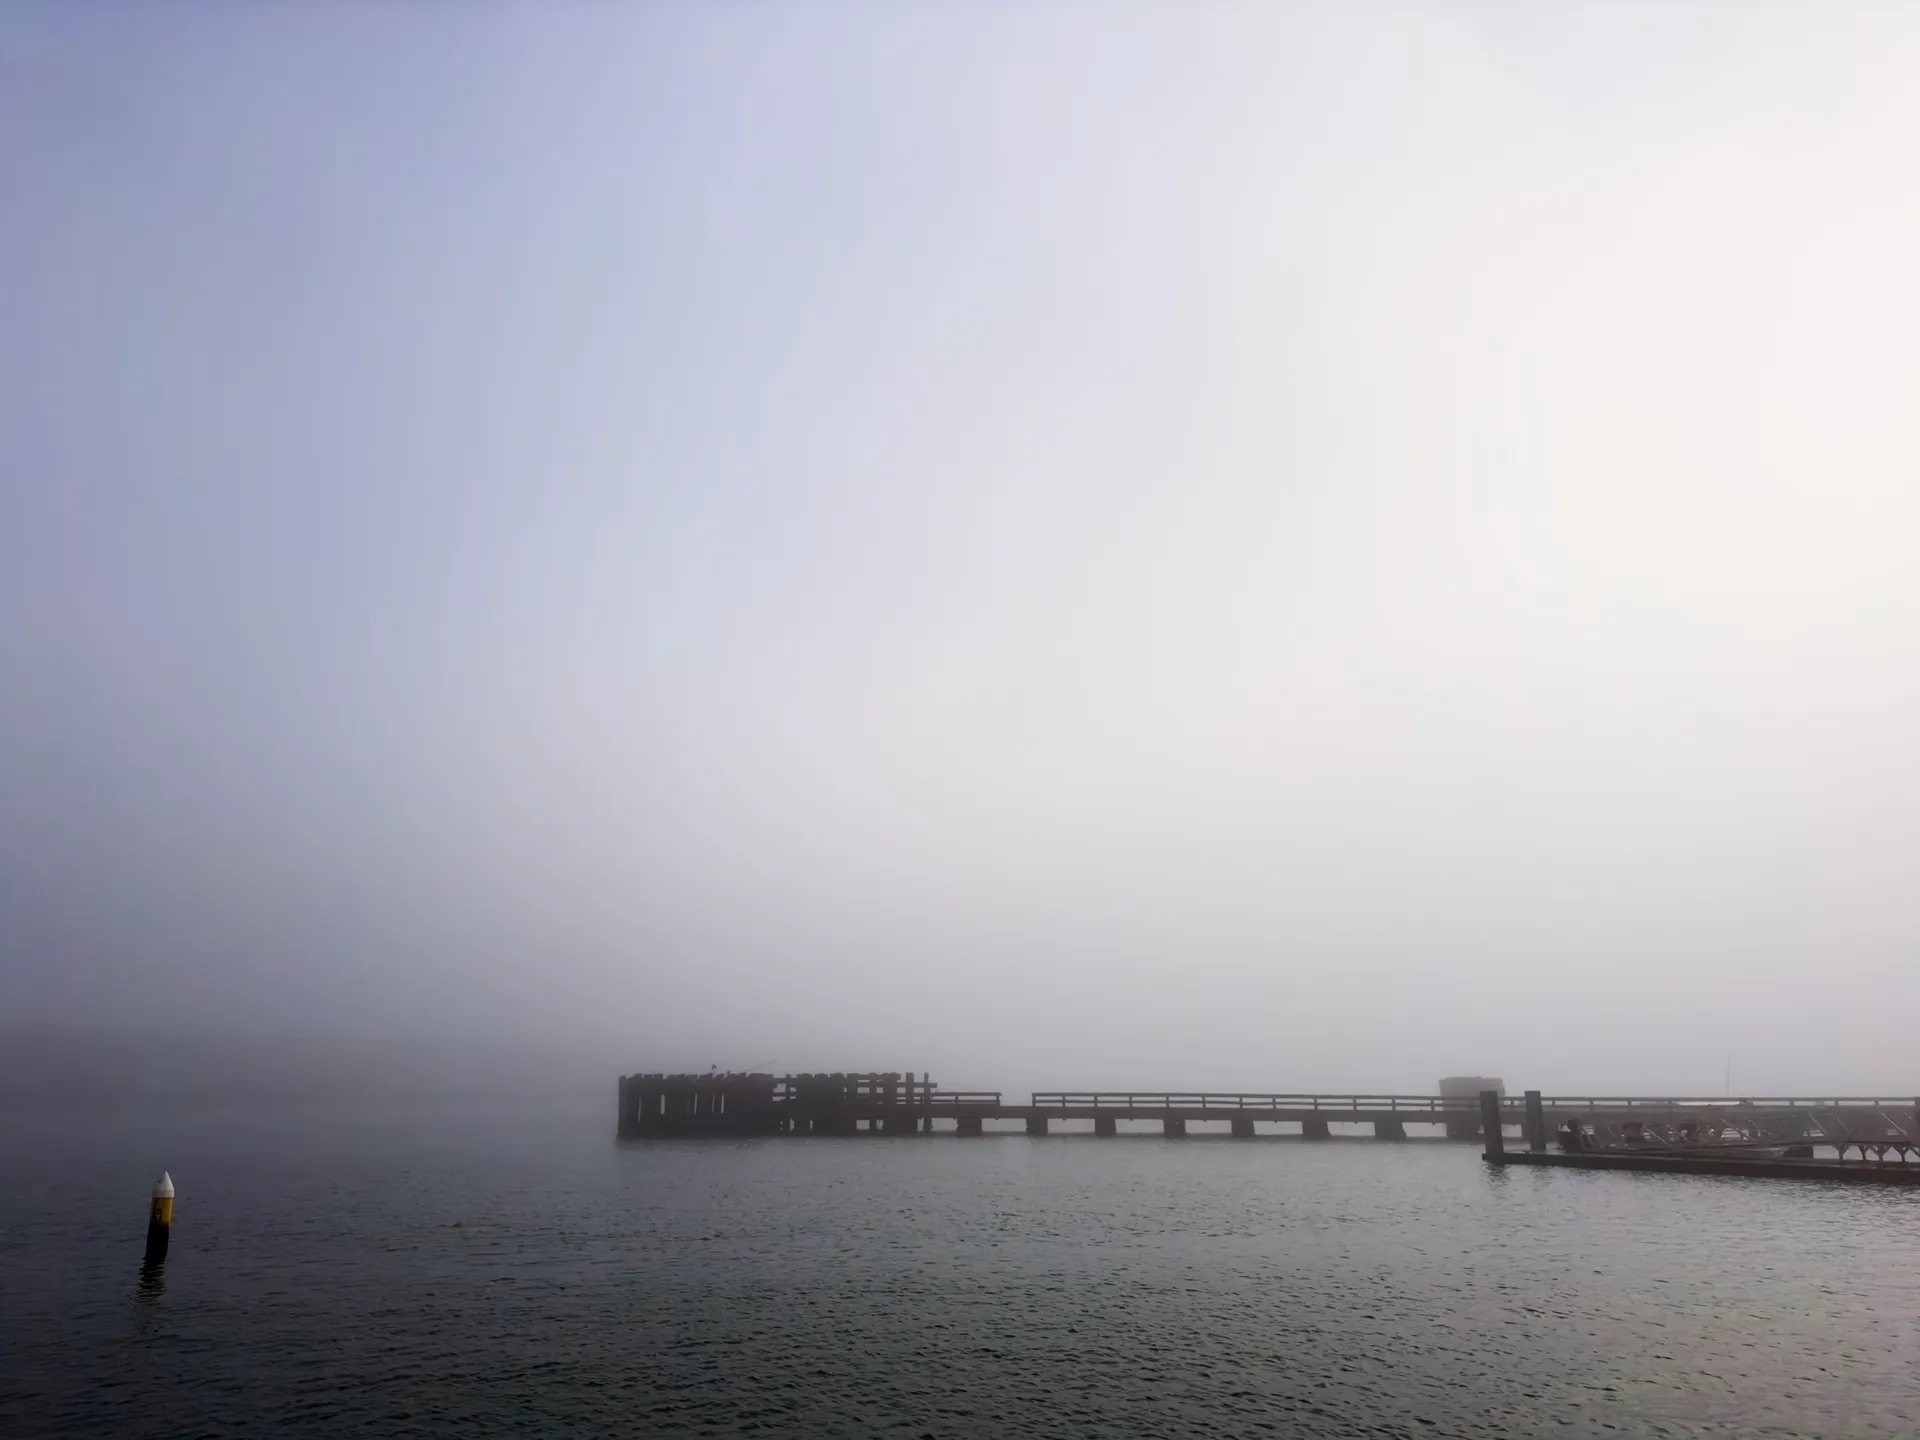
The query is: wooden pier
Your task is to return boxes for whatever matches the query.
[617,1072,1920,1156]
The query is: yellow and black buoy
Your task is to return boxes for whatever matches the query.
[144,1172,174,1262]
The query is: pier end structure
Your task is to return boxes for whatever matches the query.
[617,1071,780,1137]
[618,1071,940,1138]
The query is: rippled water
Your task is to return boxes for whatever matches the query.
[5,1101,1919,1437]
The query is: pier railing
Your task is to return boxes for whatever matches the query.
[1516,1096,1916,1110]
[1030,1093,1479,1113]
[1029,1093,1919,1119]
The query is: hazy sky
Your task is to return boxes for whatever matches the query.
[5,4,1919,1095]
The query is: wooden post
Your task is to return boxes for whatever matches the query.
[1524,1090,1545,1152]
[1480,1089,1505,1160]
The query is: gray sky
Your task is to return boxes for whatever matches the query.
[5,4,1919,1096]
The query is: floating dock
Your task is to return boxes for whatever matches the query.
[1476,1088,1920,1184]
[1487,1149,1920,1184]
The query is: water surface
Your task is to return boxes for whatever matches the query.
[5,1102,1917,1437]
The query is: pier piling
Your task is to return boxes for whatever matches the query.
[1480,1090,1505,1160]
[1524,1090,1546,1152]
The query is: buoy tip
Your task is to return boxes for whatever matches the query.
[153,1171,174,1198]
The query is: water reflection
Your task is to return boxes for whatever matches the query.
[136,1257,165,1302]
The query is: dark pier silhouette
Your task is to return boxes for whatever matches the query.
[618,1072,1920,1163]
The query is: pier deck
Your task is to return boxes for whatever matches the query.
[1489,1149,1920,1184]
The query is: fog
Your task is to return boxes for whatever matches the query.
[5,5,1919,1099]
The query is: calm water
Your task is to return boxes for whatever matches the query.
[4,1101,1919,1438]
